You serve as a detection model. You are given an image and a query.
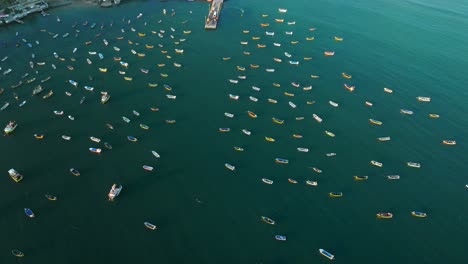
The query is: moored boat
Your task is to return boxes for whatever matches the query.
[219,128,230,133]
[8,169,23,182]
[442,140,456,145]
[306,180,318,186]
[275,235,287,241]
[325,131,335,137]
[101,92,110,104]
[127,136,138,142]
[400,109,414,115]
[288,178,298,184]
[140,124,150,130]
[89,148,101,154]
[225,163,235,171]
[4,121,17,135]
[407,162,421,168]
[143,165,154,171]
[70,168,80,176]
[411,211,427,218]
[242,129,251,135]
[248,111,257,118]
[108,184,122,201]
[272,117,284,124]
[387,175,400,180]
[329,192,343,198]
[12,250,24,257]
[151,150,160,158]
[354,175,368,181]
[319,249,335,260]
[261,216,275,225]
[370,160,383,167]
[144,222,157,230]
[275,158,289,164]
[378,137,391,142]
[262,178,273,184]
[377,212,393,219]
[24,208,35,218]
[417,96,431,102]
[369,119,383,125]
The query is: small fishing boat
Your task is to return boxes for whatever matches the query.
[407,162,421,168]
[234,146,244,152]
[329,192,343,198]
[62,135,71,141]
[387,175,400,180]
[90,137,101,143]
[429,114,440,118]
[42,90,53,99]
[354,175,368,181]
[151,151,160,158]
[261,216,275,225]
[108,184,122,201]
[4,121,17,135]
[369,119,383,125]
[272,118,284,125]
[306,180,318,186]
[8,169,23,182]
[248,111,257,118]
[106,124,114,130]
[262,178,273,184]
[342,72,352,79]
[378,137,391,142]
[289,101,297,108]
[101,93,110,104]
[268,98,278,104]
[329,101,339,107]
[324,51,335,56]
[229,94,239,100]
[70,168,80,176]
[326,153,337,157]
[104,142,112,150]
[140,124,149,130]
[265,137,276,142]
[344,83,355,92]
[313,114,323,123]
[127,136,138,142]
[34,134,44,139]
[442,140,456,145]
[370,160,383,167]
[292,134,303,139]
[219,128,231,133]
[325,131,335,137]
[319,249,335,260]
[417,96,431,102]
[32,85,44,95]
[0,102,10,111]
[143,165,154,171]
[288,178,298,184]
[377,212,393,219]
[122,117,131,123]
[80,96,86,104]
[297,148,309,152]
[12,250,24,257]
[24,208,35,218]
[242,129,251,136]
[89,148,101,154]
[411,211,427,218]
[275,158,289,164]
[224,112,234,118]
[144,222,157,230]
[225,163,235,171]
[45,194,57,201]
[275,235,287,241]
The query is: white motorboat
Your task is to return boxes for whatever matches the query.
[108,184,122,201]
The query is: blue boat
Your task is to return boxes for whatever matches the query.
[98,53,104,59]
[275,235,287,241]
[127,136,138,142]
[24,208,35,218]
[319,249,335,260]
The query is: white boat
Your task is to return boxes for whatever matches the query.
[166,94,177,99]
[89,148,102,154]
[68,115,75,121]
[285,31,293,35]
[284,52,292,58]
[265,31,275,36]
[306,180,318,186]
[329,101,339,107]
[53,110,64,116]
[387,175,400,180]
[144,222,157,230]
[326,153,337,157]
[249,96,258,102]
[268,98,278,104]
[407,162,421,168]
[229,94,239,100]
[278,8,287,13]
[224,112,234,118]
[371,160,383,167]
[90,137,101,143]
[62,135,71,140]
[19,101,26,107]
[228,79,238,84]
[86,58,92,64]
[400,109,414,115]
[84,86,94,91]
[288,101,297,108]
[143,165,153,171]
[417,96,431,102]
[265,69,275,72]
[252,86,261,91]
[273,43,281,47]
[108,184,122,201]
[262,178,273,184]
[242,129,251,136]
[151,150,160,158]
[225,163,235,171]
[4,121,17,134]
[378,137,391,142]
[313,114,323,123]
[132,110,140,116]
[289,60,299,65]
[297,148,309,152]
[319,249,335,260]
[122,116,131,123]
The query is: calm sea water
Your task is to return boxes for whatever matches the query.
[0,0,467,263]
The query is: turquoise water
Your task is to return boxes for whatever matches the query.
[0,0,467,263]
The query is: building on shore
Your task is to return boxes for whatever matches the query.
[0,0,48,25]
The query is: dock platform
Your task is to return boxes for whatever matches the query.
[205,0,223,30]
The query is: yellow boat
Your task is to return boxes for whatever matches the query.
[342,72,352,79]
[183,31,191,34]
[260,23,269,27]
[160,73,168,78]
[369,119,383,126]
[429,113,440,118]
[250,64,260,69]
[116,36,124,40]
[325,131,335,137]
[148,83,158,88]
[257,44,266,48]
[306,37,315,41]
[265,137,276,142]
[252,36,261,40]
[128,40,133,44]
[157,64,166,67]
[310,75,320,79]
[275,19,284,23]
[124,76,133,81]
[234,146,244,152]
[291,41,299,44]
[113,57,122,61]
[137,53,146,57]
[151,31,157,35]
[329,192,343,198]
[354,175,368,181]
[98,68,107,73]
[261,14,268,18]
[161,50,168,54]
[306,101,316,105]
[292,134,303,139]
[284,92,294,97]
[248,111,257,118]
[145,44,154,49]
[222,57,231,61]
[272,118,284,124]
[273,83,281,87]
[138,33,146,37]
[237,66,246,71]
[334,36,344,41]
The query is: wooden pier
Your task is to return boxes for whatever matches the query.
[205,0,223,30]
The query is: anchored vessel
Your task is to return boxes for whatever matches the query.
[108,184,122,201]
[319,249,335,260]
[4,121,17,134]
[8,168,23,182]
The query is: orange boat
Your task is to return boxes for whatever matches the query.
[250,64,260,69]
[260,23,270,27]
[248,111,257,118]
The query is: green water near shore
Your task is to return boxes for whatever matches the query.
[0,0,467,263]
